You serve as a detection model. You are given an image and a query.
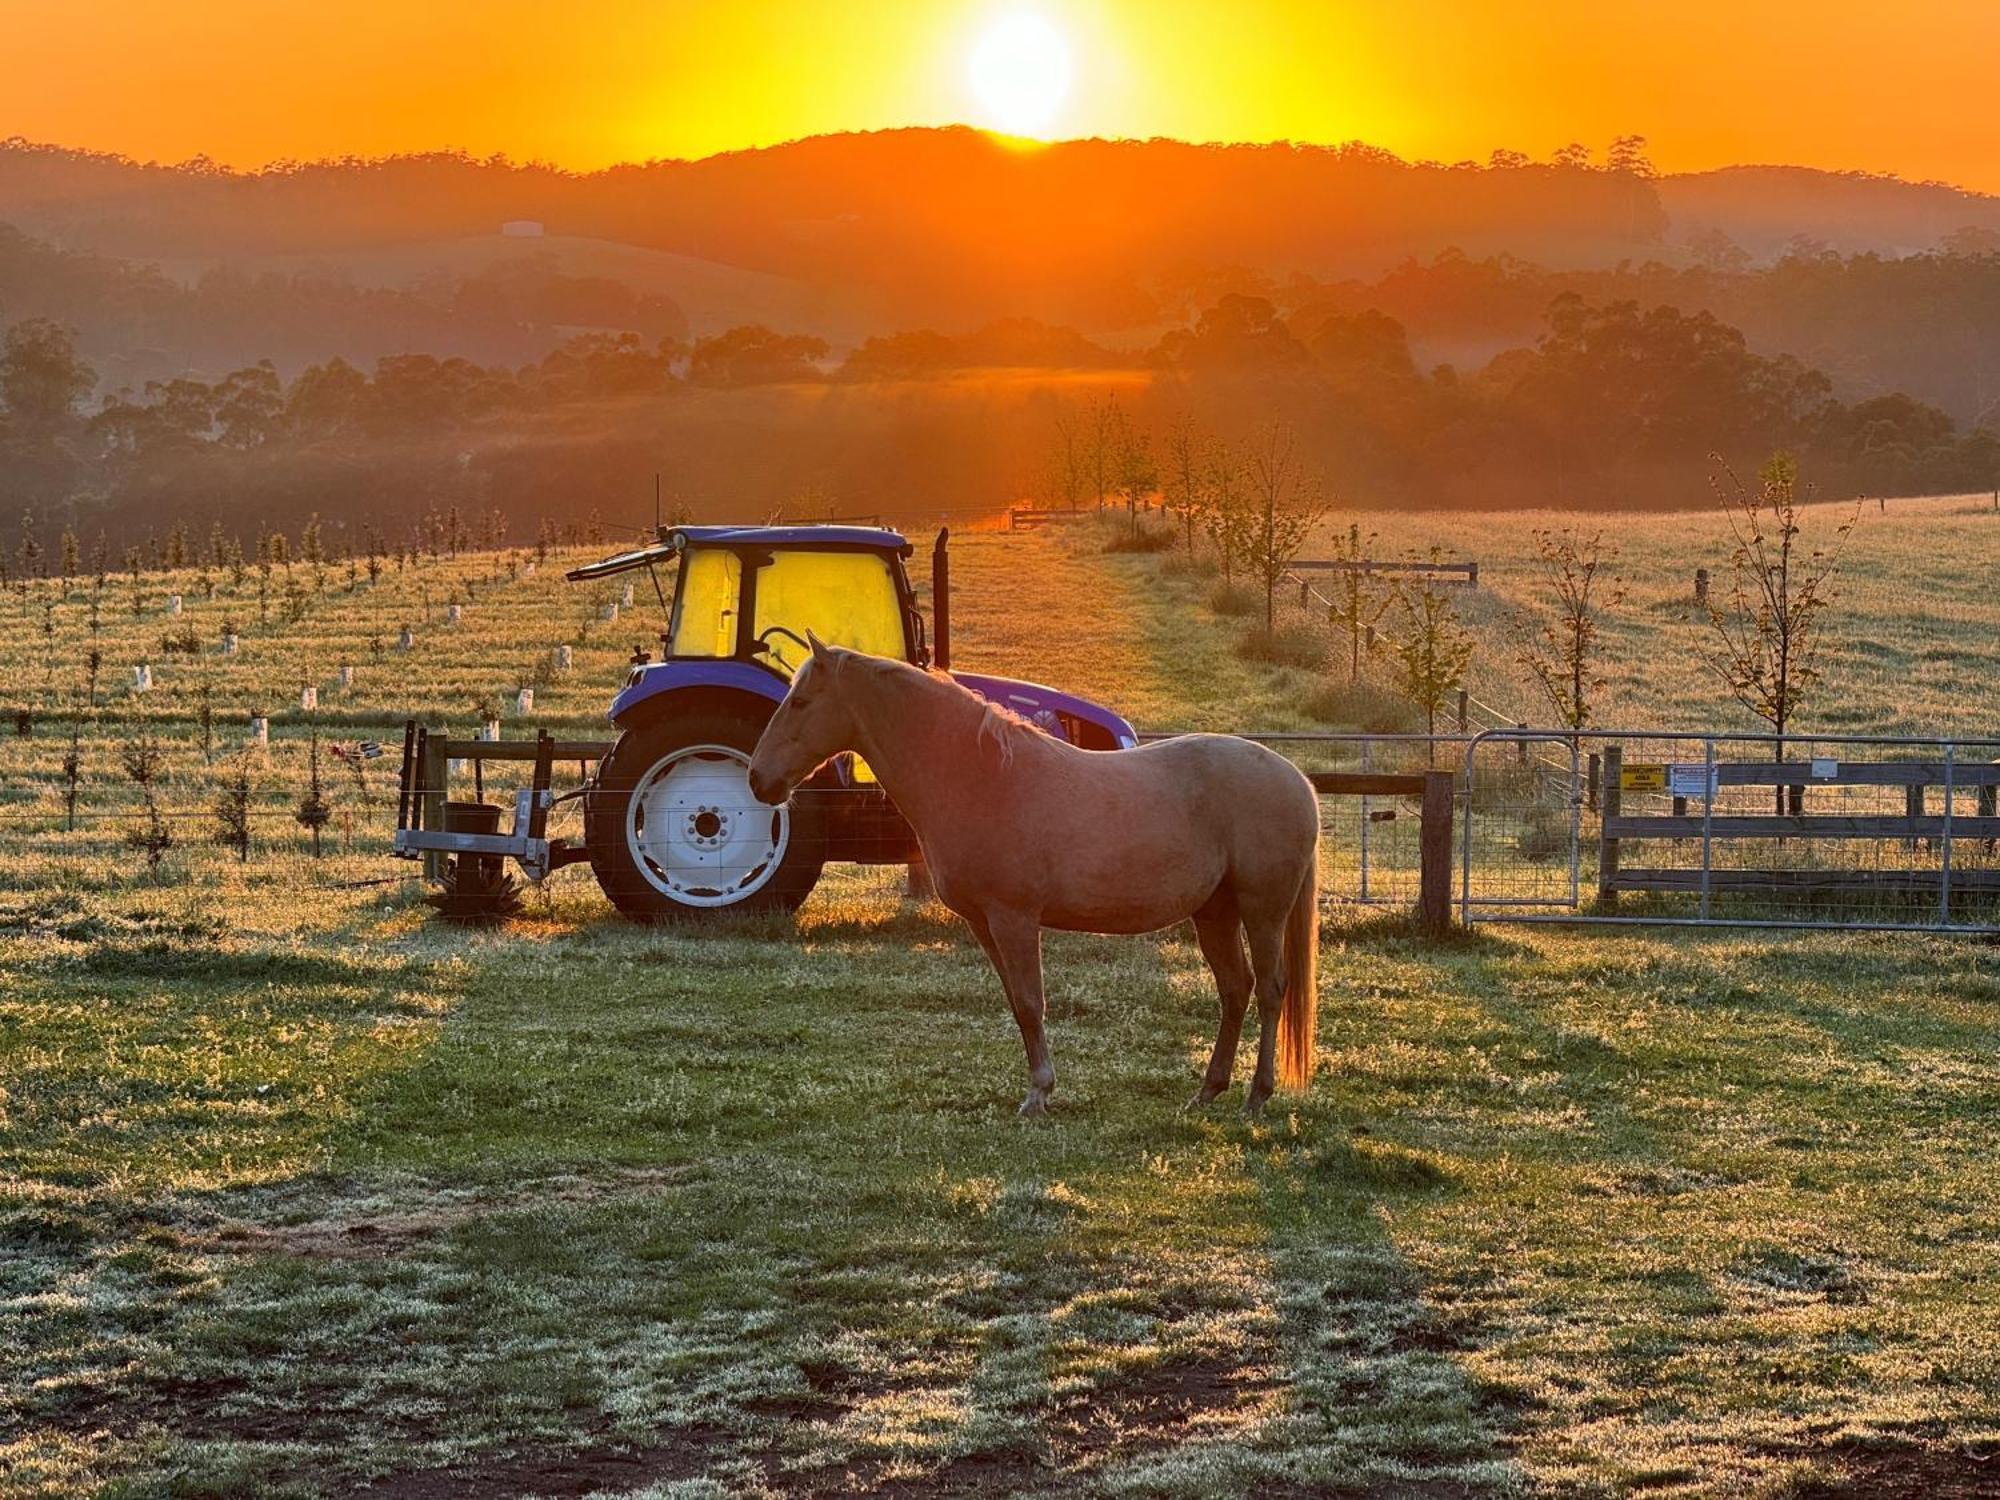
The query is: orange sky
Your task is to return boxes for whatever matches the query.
[7,0,2000,190]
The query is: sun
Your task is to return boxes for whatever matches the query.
[965,12,1073,138]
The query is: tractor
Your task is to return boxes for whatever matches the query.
[393,524,1137,919]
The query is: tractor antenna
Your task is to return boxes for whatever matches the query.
[653,472,662,538]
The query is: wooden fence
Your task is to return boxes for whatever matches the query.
[1596,745,2000,898]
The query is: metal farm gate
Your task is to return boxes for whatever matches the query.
[1458,728,2000,935]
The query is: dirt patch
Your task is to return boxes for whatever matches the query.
[1785,1439,1999,1499]
[343,1425,735,1499]
[190,1168,696,1260]
[1050,1353,1275,1464]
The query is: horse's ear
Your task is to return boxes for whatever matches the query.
[806,629,831,664]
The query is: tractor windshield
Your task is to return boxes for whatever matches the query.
[753,550,908,671]
[667,546,909,670]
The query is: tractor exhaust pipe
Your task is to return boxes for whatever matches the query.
[931,528,950,671]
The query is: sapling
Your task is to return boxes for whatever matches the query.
[1389,552,1476,762]
[61,718,82,832]
[39,601,56,701]
[213,759,252,862]
[196,671,215,764]
[1510,527,1625,730]
[120,727,174,871]
[295,729,331,856]
[1702,453,1856,810]
[1326,522,1389,684]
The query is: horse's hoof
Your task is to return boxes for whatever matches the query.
[1017,1095,1049,1118]
[1243,1090,1271,1118]
[1183,1084,1226,1112]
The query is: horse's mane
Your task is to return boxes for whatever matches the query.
[922,665,1050,768]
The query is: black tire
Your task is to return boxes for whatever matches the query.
[584,704,824,921]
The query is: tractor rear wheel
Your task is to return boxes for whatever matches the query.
[585,705,824,921]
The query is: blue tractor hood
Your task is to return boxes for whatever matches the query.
[610,658,1137,749]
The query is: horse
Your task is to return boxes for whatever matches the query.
[746,632,1321,1117]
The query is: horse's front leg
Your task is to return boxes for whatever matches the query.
[968,906,1055,1116]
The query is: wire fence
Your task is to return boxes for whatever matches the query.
[10,722,2000,935]
[1460,728,2000,933]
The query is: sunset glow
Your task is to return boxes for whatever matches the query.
[4,0,2000,190]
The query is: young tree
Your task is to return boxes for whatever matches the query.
[1200,440,1256,585]
[295,729,331,857]
[61,717,83,832]
[1389,553,1476,757]
[1078,394,1121,510]
[1243,424,1328,632]
[1160,412,1208,554]
[1325,522,1389,684]
[120,728,174,871]
[1702,453,1856,800]
[213,760,252,862]
[1111,411,1157,530]
[1511,527,1625,729]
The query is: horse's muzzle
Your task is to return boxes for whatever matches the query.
[747,767,786,806]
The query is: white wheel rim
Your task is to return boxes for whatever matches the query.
[625,743,790,906]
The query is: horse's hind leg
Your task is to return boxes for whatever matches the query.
[971,906,1056,1117]
[1241,908,1289,1116]
[1189,906,1253,1108]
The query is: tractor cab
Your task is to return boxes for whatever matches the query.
[663,525,924,676]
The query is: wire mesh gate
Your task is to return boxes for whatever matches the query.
[1458,728,2000,934]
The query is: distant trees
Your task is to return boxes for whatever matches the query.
[687,325,828,386]
[1152,294,1308,371]
[0,318,93,434]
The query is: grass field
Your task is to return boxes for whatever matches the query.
[1282,492,2000,740]
[3,519,1998,1498]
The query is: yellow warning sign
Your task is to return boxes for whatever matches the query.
[1620,763,1667,792]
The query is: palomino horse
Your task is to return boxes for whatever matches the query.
[747,634,1320,1115]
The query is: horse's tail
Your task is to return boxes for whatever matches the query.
[1276,839,1319,1091]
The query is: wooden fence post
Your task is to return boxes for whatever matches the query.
[1597,746,1622,904]
[1456,688,1469,733]
[1586,751,1600,811]
[1419,769,1454,935]
[420,734,449,881]
[1693,567,1709,606]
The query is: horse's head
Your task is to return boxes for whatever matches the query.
[748,631,860,805]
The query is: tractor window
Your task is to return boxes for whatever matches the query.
[752,550,908,672]
[667,548,744,657]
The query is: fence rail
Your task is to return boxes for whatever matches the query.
[1461,728,2000,934]
[1289,557,1479,587]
